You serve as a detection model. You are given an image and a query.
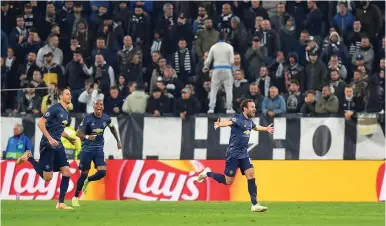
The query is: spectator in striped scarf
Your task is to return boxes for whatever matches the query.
[344,21,364,58]
[172,39,193,84]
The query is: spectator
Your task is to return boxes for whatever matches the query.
[321,31,349,65]
[126,54,143,83]
[241,82,263,113]
[268,51,286,93]
[5,124,33,160]
[127,6,151,50]
[244,0,269,31]
[329,69,347,102]
[328,55,348,80]
[198,79,225,113]
[175,88,201,119]
[58,1,74,22]
[232,53,244,76]
[150,29,166,56]
[8,15,28,51]
[270,2,291,33]
[117,75,129,99]
[263,0,284,18]
[146,87,171,116]
[64,50,90,111]
[1,2,16,35]
[118,35,141,75]
[315,85,339,114]
[285,52,306,92]
[71,20,91,59]
[42,2,61,39]
[230,16,249,55]
[78,82,104,114]
[233,70,249,111]
[300,90,317,114]
[170,13,193,50]
[144,51,161,88]
[280,17,297,56]
[41,83,73,114]
[18,52,38,89]
[256,66,271,97]
[15,83,42,114]
[305,36,320,63]
[114,1,131,30]
[304,1,323,39]
[156,3,176,58]
[305,51,328,96]
[104,86,124,115]
[192,6,208,39]
[295,30,309,66]
[261,20,280,58]
[122,83,149,113]
[216,3,234,36]
[203,32,234,114]
[262,86,286,118]
[249,16,264,41]
[36,34,63,68]
[284,80,304,113]
[4,47,19,108]
[30,70,48,98]
[41,52,63,86]
[84,54,115,96]
[20,27,41,55]
[91,37,115,69]
[97,15,124,53]
[349,70,367,100]
[91,4,108,33]
[161,65,183,98]
[340,86,364,120]
[355,1,382,40]
[332,1,355,37]
[150,57,167,93]
[156,77,175,99]
[127,81,137,96]
[172,39,193,84]
[195,19,219,60]
[245,36,266,81]
[352,36,375,72]
[345,21,365,58]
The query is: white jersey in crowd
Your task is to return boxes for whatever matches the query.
[204,40,234,70]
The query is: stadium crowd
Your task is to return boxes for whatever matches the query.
[1,0,385,120]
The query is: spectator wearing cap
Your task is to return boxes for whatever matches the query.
[14,83,42,115]
[203,32,235,114]
[321,31,349,65]
[300,90,317,114]
[63,2,86,37]
[270,3,291,34]
[284,80,304,113]
[305,36,320,63]
[146,87,171,116]
[1,2,16,35]
[20,27,41,55]
[352,36,374,72]
[172,39,193,84]
[328,55,347,80]
[355,1,382,40]
[230,16,249,56]
[353,54,371,75]
[23,3,39,31]
[97,15,124,53]
[233,70,249,111]
[339,86,364,120]
[244,0,269,31]
[279,17,297,56]
[305,51,328,98]
[344,21,364,58]
[127,5,151,52]
[195,19,219,60]
[5,124,33,160]
[315,85,339,114]
[41,52,64,87]
[285,52,305,92]
[104,86,124,115]
[262,86,286,121]
[245,36,265,81]
[8,15,28,51]
[329,69,347,102]
[332,1,355,37]
[122,83,149,113]
[36,34,63,68]
[170,13,193,50]
[156,76,174,99]
[304,1,323,39]
[261,20,281,58]
[175,87,201,119]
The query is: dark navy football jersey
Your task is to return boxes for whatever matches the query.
[79,113,112,152]
[40,103,69,149]
[226,114,256,160]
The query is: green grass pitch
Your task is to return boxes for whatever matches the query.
[1,201,384,226]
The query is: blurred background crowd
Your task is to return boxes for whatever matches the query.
[1,0,385,119]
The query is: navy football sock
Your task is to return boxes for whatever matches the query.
[74,172,88,198]
[59,176,70,203]
[28,157,43,178]
[207,172,226,185]
[88,170,106,182]
[248,178,258,205]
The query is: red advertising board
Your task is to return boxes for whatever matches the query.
[105,160,229,201]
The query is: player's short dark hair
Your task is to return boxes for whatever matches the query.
[240,99,254,112]
[345,85,353,89]
[58,88,70,96]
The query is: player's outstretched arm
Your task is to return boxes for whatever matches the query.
[108,124,122,149]
[214,119,233,130]
[61,131,76,144]
[254,123,274,134]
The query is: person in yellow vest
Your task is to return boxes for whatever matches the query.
[41,83,74,114]
[61,116,82,159]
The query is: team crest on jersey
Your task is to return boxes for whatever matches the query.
[62,120,68,126]
[229,170,234,175]
[243,130,251,136]
[92,128,104,134]
[45,112,50,117]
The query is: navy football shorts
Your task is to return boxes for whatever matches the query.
[78,149,105,171]
[224,157,253,177]
[39,145,69,172]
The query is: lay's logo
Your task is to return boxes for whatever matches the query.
[376,163,385,202]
